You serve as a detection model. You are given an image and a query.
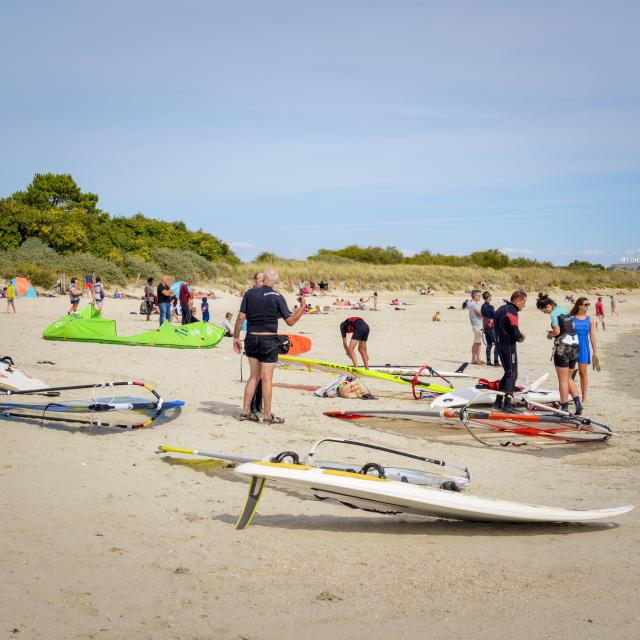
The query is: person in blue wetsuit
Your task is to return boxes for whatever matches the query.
[536,293,582,414]
[569,297,598,404]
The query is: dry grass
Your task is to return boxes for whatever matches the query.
[210,260,640,294]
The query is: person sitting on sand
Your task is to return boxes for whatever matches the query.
[432,311,442,322]
[340,316,370,368]
[222,312,233,336]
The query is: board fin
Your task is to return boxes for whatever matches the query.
[455,362,469,374]
[235,476,266,530]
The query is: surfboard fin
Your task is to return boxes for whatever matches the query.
[455,362,469,374]
[235,476,266,530]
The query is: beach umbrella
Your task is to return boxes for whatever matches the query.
[9,277,37,298]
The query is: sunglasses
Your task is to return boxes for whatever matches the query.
[582,302,590,306]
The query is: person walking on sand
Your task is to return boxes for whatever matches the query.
[179,279,193,324]
[594,296,606,331]
[69,278,81,314]
[468,290,485,364]
[481,291,499,366]
[143,277,155,321]
[92,277,105,312]
[610,295,618,317]
[6,281,16,313]
[233,268,306,424]
[570,297,598,405]
[340,316,370,368]
[494,291,527,411]
[536,293,582,415]
[157,276,172,326]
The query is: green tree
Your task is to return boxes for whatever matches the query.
[13,173,99,213]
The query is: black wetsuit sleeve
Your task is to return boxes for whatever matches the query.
[506,310,524,342]
[276,295,291,319]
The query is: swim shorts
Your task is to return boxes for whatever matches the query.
[553,337,579,369]
[473,327,483,344]
[244,334,281,364]
[351,319,370,341]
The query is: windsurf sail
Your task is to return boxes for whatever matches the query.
[324,408,613,444]
[278,356,452,394]
[43,306,224,348]
[0,381,182,429]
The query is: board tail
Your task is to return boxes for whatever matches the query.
[235,476,266,530]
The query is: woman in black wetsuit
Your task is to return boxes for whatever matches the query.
[340,316,370,368]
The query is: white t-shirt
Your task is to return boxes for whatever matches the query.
[468,300,483,328]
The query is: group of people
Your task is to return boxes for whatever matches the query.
[144,276,214,326]
[68,276,105,314]
[234,268,372,423]
[478,289,600,415]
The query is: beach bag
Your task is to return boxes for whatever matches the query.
[275,335,291,354]
[338,379,372,399]
[314,375,350,398]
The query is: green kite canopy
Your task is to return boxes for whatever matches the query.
[43,306,225,348]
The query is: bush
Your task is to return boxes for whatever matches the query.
[151,248,217,280]
[60,253,127,285]
[123,255,162,280]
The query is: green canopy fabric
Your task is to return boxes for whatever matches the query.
[43,306,225,348]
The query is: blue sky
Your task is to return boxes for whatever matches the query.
[1,0,638,264]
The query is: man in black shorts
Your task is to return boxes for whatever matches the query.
[233,268,306,424]
[340,316,370,368]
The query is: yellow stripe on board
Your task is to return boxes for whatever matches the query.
[254,461,313,470]
[322,469,389,482]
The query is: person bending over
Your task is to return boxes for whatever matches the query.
[340,316,370,368]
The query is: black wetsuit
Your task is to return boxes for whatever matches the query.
[494,300,525,397]
[340,317,370,341]
[481,301,499,365]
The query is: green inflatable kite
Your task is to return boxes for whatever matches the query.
[43,306,225,348]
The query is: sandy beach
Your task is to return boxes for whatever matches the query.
[1,290,639,640]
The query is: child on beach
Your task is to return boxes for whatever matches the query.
[222,312,233,337]
[201,297,210,322]
[6,282,16,313]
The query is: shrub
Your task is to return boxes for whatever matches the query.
[60,253,127,285]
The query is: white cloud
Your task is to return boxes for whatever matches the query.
[500,247,535,255]
[581,249,605,256]
[400,248,416,257]
[229,241,253,249]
